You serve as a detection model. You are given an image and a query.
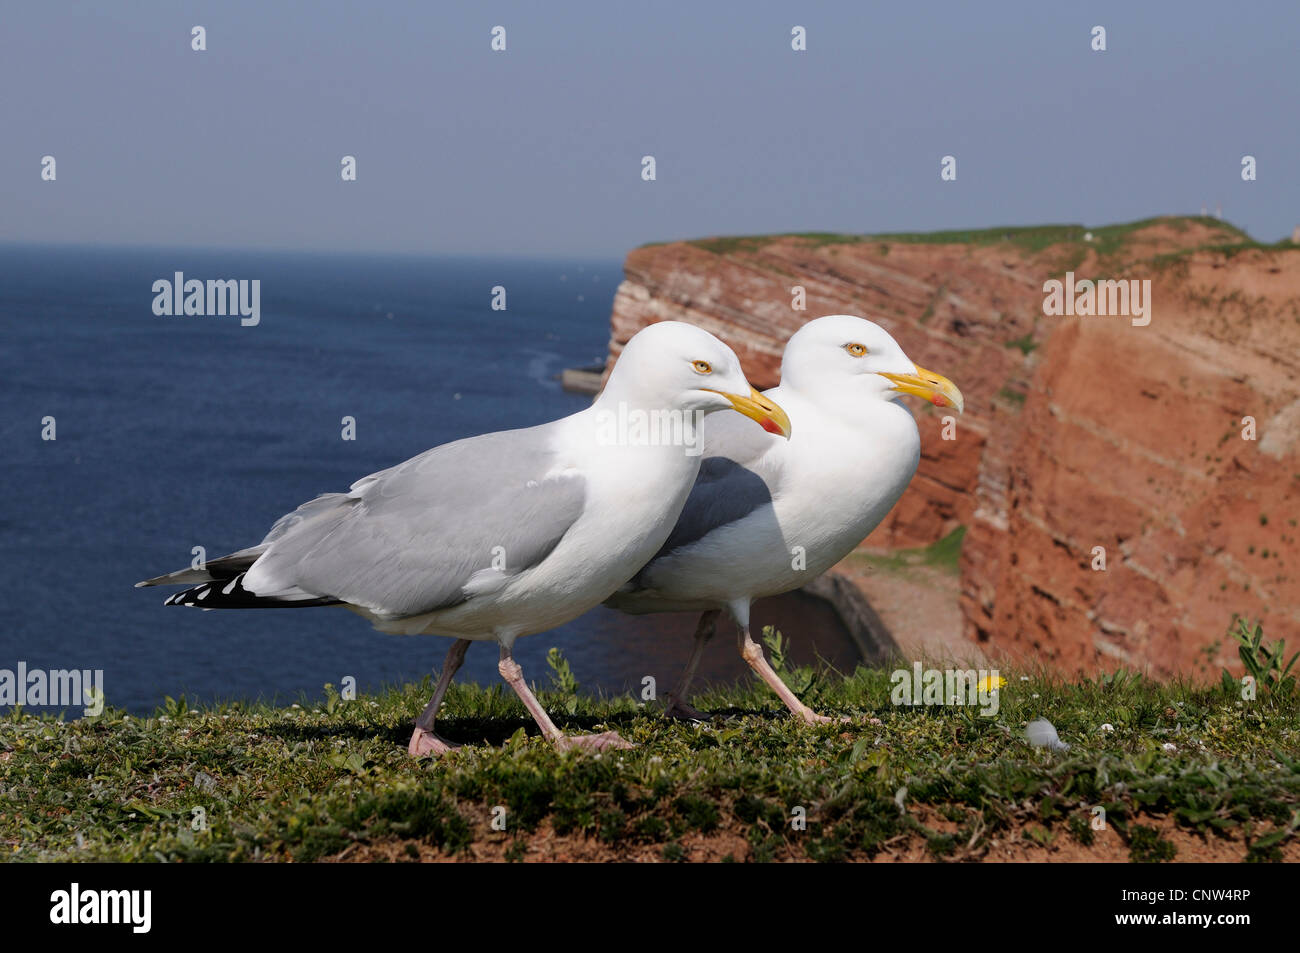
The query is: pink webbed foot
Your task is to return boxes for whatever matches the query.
[555,730,635,752]
[407,727,462,758]
[797,710,852,727]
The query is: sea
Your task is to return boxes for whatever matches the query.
[0,244,856,715]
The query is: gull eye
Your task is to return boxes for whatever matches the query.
[845,343,868,357]
[692,360,713,374]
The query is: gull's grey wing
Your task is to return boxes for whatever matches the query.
[242,423,586,619]
[630,409,782,577]
[650,456,774,558]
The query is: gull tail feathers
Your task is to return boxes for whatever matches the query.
[161,572,341,609]
[135,546,267,588]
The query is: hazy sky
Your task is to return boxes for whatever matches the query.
[3,1,1297,257]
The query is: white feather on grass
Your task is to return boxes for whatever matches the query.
[1026,718,1070,751]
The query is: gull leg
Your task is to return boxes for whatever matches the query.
[737,626,844,726]
[498,645,634,752]
[661,609,720,721]
[408,638,471,757]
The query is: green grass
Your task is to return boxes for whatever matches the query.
[1086,217,1233,257]
[688,235,780,255]
[869,216,1252,258]
[2,660,1296,862]
[924,525,966,572]
[998,385,1028,407]
[857,525,967,575]
[688,224,1100,257]
[1004,332,1039,355]
[868,223,1087,253]
[1150,238,1300,271]
[686,232,871,255]
[788,232,869,247]
[681,216,1260,264]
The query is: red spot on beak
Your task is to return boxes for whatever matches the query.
[930,394,947,407]
[760,417,784,435]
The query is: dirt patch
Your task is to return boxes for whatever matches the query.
[328,821,802,863]
[325,812,1295,863]
[881,807,1298,863]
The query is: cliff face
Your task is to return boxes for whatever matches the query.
[970,250,1300,674]
[603,219,1300,675]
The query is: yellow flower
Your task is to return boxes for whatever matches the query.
[977,675,1006,693]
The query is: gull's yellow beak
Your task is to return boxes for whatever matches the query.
[878,364,965,414]
[709,386,792,438]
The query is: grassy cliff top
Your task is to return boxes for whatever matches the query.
[2,653,1297,862]
[644,215,1291,261]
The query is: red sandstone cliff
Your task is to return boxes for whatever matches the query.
[601,219,1300,676]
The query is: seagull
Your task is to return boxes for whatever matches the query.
[605,314,963,724]
[137,321,790,756]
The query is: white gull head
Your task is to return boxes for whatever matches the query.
[779,314,964,416]
[601,320,791,436]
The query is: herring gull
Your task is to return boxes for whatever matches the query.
[605,315,962,723]
[138,321,790,755]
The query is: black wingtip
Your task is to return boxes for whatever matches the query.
[160,573,340,610]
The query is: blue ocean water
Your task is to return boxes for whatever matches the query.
[0,245,855,714]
